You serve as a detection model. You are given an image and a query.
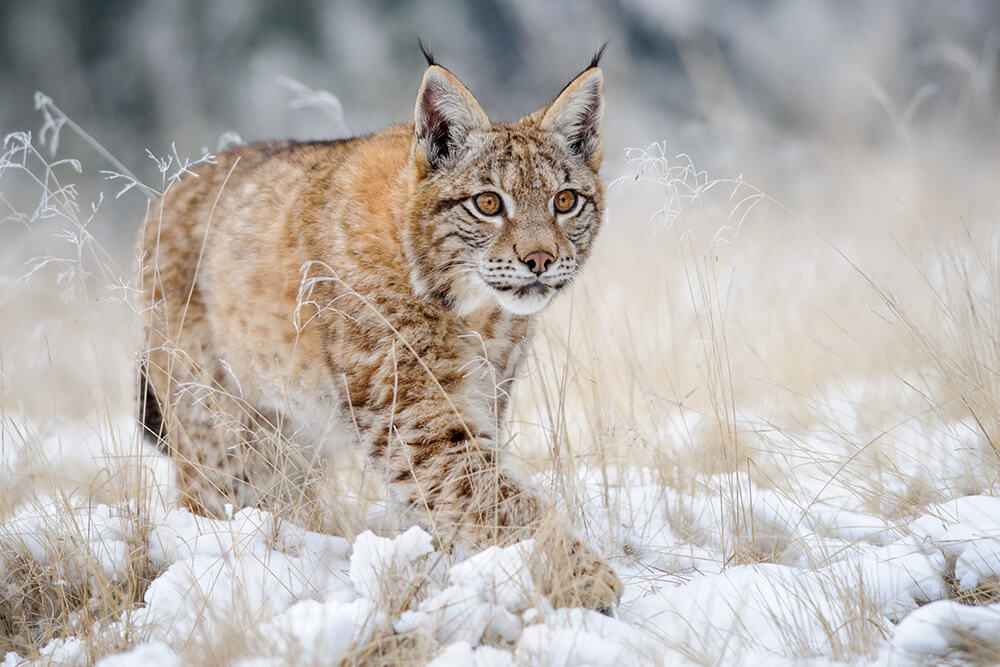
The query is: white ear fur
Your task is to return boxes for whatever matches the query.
[540,68,604,170]
[414,66,490,171]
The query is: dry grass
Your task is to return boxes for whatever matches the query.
[0,504,159,659]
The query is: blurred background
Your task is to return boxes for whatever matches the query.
[2,1,999,255]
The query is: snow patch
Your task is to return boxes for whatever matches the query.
[349,526,434,601]
[909,495,1000,589]
[891,600,1000,665]
[96,642,181,667]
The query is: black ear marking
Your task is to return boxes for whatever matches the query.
[589,42,608,69]
[418,38,436,67]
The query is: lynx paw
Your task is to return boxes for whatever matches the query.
[577,555,624,616]
[547,542,624,615]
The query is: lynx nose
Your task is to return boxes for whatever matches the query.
[522,250,555,275]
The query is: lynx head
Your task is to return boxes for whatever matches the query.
[403,48,605,316]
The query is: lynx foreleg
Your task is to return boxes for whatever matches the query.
[359,370,623,612]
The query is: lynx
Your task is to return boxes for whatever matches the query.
[138,47,621,611]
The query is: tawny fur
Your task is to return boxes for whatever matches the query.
[138,57,621,610]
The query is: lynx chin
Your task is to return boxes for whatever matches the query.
[138,46,621,612]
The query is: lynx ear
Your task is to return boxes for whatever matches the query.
[414,66,490,172]
[540,67,604,170]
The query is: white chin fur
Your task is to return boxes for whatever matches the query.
[450,273,497,316]
[492,288,555,315]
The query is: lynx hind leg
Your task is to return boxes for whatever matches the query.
[238,408,326,520]
[156,362,259,518]
[144,345,318,519]
[177,400,322,518]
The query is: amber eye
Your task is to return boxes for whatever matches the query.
[473,191,503,216]
[554,189,577,214]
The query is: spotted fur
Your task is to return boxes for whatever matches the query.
[138,54,620,610]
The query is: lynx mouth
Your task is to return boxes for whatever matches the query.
[480,276,554,294]
[487,278,557,315]
[515,280,553,296]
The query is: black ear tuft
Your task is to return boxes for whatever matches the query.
[418,38,436,67]
[589,42,608,69]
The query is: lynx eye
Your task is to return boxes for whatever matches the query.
[473,191,503,216]
[554,189,577,214]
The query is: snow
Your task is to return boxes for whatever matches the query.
[908,495,1000,590]
[133,508,356,646]
[36,638,85,665]
[253,598,380,664]
[3,498,135,583]
[516,608,661,666]
[448,541,536,611]
[349,526,434,601]
[4,418,1000,665]
[429,641,515,667]
[96,642,181,667]
[890,600,1000,665]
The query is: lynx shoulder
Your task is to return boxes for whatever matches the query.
[138,48,621,611]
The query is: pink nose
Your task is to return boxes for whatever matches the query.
[522,250,555,275]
